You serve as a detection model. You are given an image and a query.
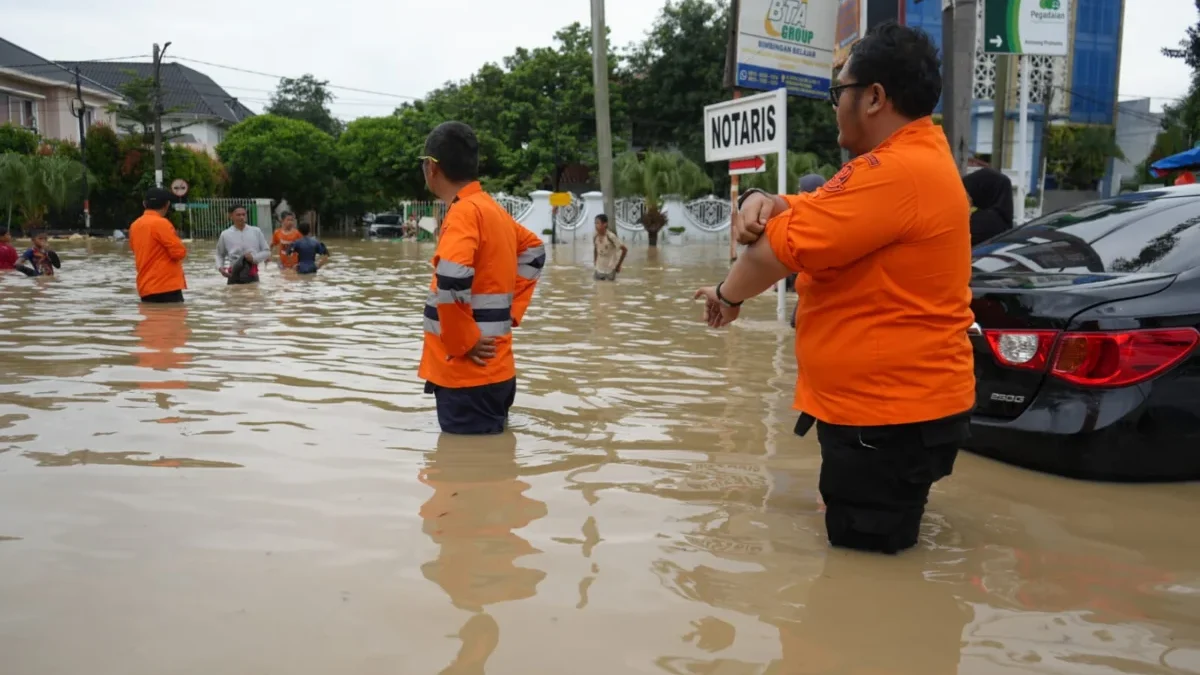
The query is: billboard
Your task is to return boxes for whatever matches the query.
[833,0,868,69]
[734,0,837,100]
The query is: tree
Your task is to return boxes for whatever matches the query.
[0,154,86,231]
[337,116,427,213]
[217,115,336,213]
[0,123,39,155]
[1046,125,1125,190]
[106,71,187,144]
[267,75,344,137]
[615,150,713,245]
[0,153,25,229]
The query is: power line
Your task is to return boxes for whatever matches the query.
[169,55,420,100]
[0,55,153,71]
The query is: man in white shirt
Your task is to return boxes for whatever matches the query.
[592,214,627,281]
[214,205,270,284]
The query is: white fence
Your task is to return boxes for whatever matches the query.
[179,198,273,240]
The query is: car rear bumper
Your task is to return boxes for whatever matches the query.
[965,384,1200,482]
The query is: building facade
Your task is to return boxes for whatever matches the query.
[903,0,1126,194]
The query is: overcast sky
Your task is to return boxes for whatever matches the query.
[6,0,1197,119]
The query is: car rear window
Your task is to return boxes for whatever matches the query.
[373,215,401,225]
[972,194,1200,275]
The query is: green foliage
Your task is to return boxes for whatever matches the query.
[740,151,838,192]
[337,116,425,213]
[0,154,86,231]
[1136,125,1191,184]
[267,75,344,137]
[0,124,39,155]
[218,115,336,213]
[1046,124,1124,190]
[615,150,712,245]
[107,71,188,143]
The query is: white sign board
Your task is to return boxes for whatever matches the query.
[983,0,1070,56]
[735,0,837,100]
[703,88,788,164]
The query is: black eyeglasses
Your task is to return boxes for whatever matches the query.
[828,82,870,108]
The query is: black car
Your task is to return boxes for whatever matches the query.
[965,185,1200,481]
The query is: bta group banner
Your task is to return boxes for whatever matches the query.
[735,0,836,100]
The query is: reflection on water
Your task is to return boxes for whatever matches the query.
[0,240,1197,675]
[22,450,243,469]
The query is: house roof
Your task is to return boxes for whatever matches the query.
[0,37,122,99]
[57,61,255,125]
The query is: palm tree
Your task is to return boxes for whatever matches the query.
[615,150,713,246]
[14,155,84,231]
[740,151,838,193]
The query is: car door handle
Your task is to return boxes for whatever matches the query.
[967,322,982,336]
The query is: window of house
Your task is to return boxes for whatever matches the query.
[0,94,9,124]
[9,97,37,131]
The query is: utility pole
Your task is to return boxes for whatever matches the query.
[991,54,1010,170]
[941,0,976,174]
[72,67,91,234]
[152,42,171,188]
[590,0,616,223]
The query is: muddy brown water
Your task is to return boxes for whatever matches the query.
[0,239,1197,675]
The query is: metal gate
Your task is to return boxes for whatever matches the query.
[180,198,272,239]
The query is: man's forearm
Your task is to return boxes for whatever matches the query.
[719,236,791,304]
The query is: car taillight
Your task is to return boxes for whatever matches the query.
[983,329,1060,371]
[1051,328,1200,387]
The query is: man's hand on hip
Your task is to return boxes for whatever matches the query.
[466,337,497,366]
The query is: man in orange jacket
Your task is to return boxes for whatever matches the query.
[130,187,188,303]
[695,23,974,555]
[418,122,545,434]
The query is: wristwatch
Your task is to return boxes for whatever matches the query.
[716,282,744,308]
[737,188,769,210]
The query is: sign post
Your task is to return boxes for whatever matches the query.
[732,0,836,99]
[983,0,1070,224]
[704,87,789,322]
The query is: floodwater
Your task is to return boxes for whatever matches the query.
[1,239,1198,675]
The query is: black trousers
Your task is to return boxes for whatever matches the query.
[140,289,185,303]
[799,412,967,554]
[424,378,517,435]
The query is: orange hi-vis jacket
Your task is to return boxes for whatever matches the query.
[129,209,188,298]
[418,182,545,389]
[765,117,975,427]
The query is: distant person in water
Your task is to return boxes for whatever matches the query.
[788,173,827,327]
[0,227,17,271]
[215,205,269,284]
[282,223,329,275]
[272,212,302,270]
[16,231,61,277]
[592,214,627,281]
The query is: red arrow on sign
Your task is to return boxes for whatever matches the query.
[729,156,766,174]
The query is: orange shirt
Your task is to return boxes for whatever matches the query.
[418,182,545,389]
[129,209,187,298]
[273,227,303,268]
[765,117,974,426]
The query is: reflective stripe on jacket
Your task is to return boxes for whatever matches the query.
[418,182,545,388]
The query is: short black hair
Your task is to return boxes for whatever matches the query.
[595,214,609,224]
[0,226,8,237]
[279,211,295,220]
[144,187,172,210]
[229,204,247,214]
[847,21,941,120]
[29,230,46,240]
[298,222,311,236]
[423,121,480,182]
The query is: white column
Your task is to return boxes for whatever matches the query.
[581,191,605,241]
[1016,54,1030,224]
[528,191,553,241]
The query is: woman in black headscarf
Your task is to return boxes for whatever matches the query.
[964,167,1014,247]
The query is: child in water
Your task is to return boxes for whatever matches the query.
[282,223,329,275]
[16,232,61,277]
